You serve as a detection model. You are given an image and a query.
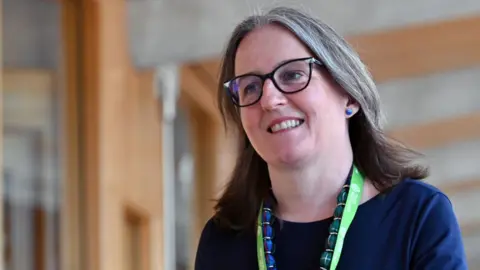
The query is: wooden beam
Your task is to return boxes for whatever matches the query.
[441,178,480,197]
[180,65,221,124]
[196,15,480,85]
[79,1,101,270]
[61,1,83,269]
[461,220,480,237]
[388,112,480,150]
[199,60,221,86]
[350,15,480,82]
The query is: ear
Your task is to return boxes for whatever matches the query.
[345,96,360,118]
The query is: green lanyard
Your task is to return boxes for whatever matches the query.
[256,167,365,270]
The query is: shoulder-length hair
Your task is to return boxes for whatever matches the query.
[213,6,429,231]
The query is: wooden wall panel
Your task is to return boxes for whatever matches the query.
[61,1,82,269]
[443,178,480,196]
[185,104,237,270]
[349,15,480,82]
[80,1,101,269]
[77,1,236,269]
[181,66,220,124]
[79,1,164,270]
[388,112,480,150]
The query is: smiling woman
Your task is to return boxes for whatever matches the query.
[194,6,468,270]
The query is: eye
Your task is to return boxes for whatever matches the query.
[242,83,260,96]
[281,70,306,81]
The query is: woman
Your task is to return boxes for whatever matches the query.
[195,6,467,270]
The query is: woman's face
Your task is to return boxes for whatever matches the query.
[234,24,357,167]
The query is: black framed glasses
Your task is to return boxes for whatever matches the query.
[224,57,323,107]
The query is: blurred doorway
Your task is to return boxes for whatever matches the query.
[2,0,82,269]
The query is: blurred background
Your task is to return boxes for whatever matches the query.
[1,0,479,269]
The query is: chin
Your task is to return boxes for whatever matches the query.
[267,147,310,167]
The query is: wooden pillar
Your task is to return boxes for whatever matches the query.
[179,63,239,269]
[78,1,163,270]
[183,103,236,270]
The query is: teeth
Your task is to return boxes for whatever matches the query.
[270,120,302,133]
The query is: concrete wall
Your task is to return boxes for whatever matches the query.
[126,0,480,66]
[2,0,60,68]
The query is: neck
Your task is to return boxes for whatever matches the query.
[269,152,354,223]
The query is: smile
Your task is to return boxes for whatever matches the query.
[268,119,304,133]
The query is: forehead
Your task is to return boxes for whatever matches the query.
[234,24,312,75]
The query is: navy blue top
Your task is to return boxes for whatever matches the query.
[194,179,468,270]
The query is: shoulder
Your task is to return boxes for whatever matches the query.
[196,217,254,248]
[195,217,256,269]
[388,179,468,268]
[391,179,458,231]
[194,218,222,269]
[391,178,444,198]
[384,178,452,209]
[196,218,224,254]
[197,217,239,245]
[370,178,458,230]
[384,179,459,227]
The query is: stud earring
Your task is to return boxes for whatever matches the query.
[346,108,353,116]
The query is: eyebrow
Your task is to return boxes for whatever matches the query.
[235,57,308,77]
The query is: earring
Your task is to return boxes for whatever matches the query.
[346,107,353,116]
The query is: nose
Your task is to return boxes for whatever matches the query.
[260,79,287,111]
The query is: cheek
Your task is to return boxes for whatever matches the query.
[290,88,346,137]
[240,108,261,135]
[289,86,325,116]
[298,80,345,116]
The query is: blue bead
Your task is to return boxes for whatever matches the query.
[266,254,276,267]
[265,239,273,250]
[264,210,272,221]
[264,225,273,237]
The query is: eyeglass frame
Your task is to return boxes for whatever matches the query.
[223,57,323,107]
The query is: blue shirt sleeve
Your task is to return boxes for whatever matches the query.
[410,192,468,269]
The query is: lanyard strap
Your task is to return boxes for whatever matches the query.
[256,166,364,270]
[257,216,267,270]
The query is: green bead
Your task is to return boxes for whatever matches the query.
[320,251,333,267]
[326,234,337,248]
[334,204,344,218]
[337,190,348,203]
[329,219,340,233]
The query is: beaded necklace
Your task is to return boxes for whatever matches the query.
[256,165,365,270]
